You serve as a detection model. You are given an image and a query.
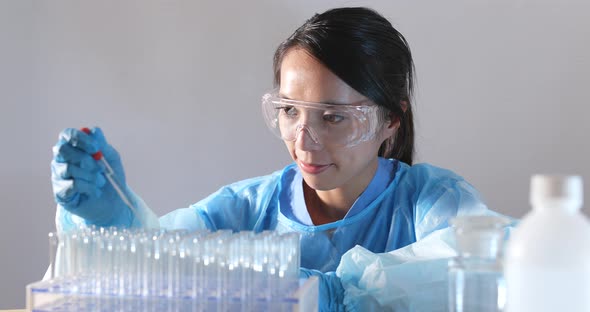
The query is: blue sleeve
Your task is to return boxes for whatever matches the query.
[159,173,281,232]
[300,268,346,312]
[335,163,500,310]
[56,186,160,232]
[57,171,282,233]
[402,163,489,240]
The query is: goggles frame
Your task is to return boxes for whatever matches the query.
[262,91,385,148]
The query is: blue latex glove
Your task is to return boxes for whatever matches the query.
[300,267,345,312]
[51,127,133,227]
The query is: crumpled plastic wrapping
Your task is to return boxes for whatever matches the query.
[338,228,461,312]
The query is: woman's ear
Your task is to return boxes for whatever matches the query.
[399,100,408,113]
[381,100,408,138]
[400,100,408,113]
[388,100,408,129]
[382,100,407,137]
[388,113,401,130]
[381,113,400,141]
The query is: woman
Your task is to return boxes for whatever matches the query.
[51,7,494,311]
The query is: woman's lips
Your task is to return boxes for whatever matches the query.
[299,161,332,174]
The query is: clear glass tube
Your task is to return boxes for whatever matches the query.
[449,215,509,312]
[48,232,58,280]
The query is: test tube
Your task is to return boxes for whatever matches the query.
[128,232,142,297]
[66,232,78,278]
[166,235,179,298]
[115,233,128,296]
[48,232,58,280]
[215,231,232,304]
[250,233,265,304]
[282,232,300,280]
[141,233,153,297]
[186,231,208,307]
[95,229,109,295]
[148,232,160,298]
[267,233,280,300]
[237,231,253,308]
[79,230,93,294]
[176,235,189,297]
[56,232,67,279]
[227,235,241,296]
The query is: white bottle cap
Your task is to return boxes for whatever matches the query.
[530,175,583,211]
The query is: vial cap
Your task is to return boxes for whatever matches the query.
[530,175,583,210]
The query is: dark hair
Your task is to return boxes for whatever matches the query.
[272,7,415,165]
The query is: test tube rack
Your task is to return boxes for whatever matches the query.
[26,228,318,311]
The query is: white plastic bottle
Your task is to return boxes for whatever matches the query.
[505,175,590,312]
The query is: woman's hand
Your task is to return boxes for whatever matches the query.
[51,127,133,227]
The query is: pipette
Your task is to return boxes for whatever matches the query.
[80,127,139,224]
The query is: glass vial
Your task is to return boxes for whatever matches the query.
[448,215,509,312]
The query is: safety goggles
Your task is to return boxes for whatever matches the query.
[262,91,385,148]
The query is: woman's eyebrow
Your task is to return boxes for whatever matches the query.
[278,93,292,100]
[277,93,356,106]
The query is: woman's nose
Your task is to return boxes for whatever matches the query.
[294,125,323,151]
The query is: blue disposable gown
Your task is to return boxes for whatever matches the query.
[56,158,503,311]
[158,158,490,266]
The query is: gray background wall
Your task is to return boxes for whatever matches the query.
[1,0,589,308]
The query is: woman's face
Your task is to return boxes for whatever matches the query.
[279,48,397,192]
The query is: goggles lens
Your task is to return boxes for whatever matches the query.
[262,92,383,147]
